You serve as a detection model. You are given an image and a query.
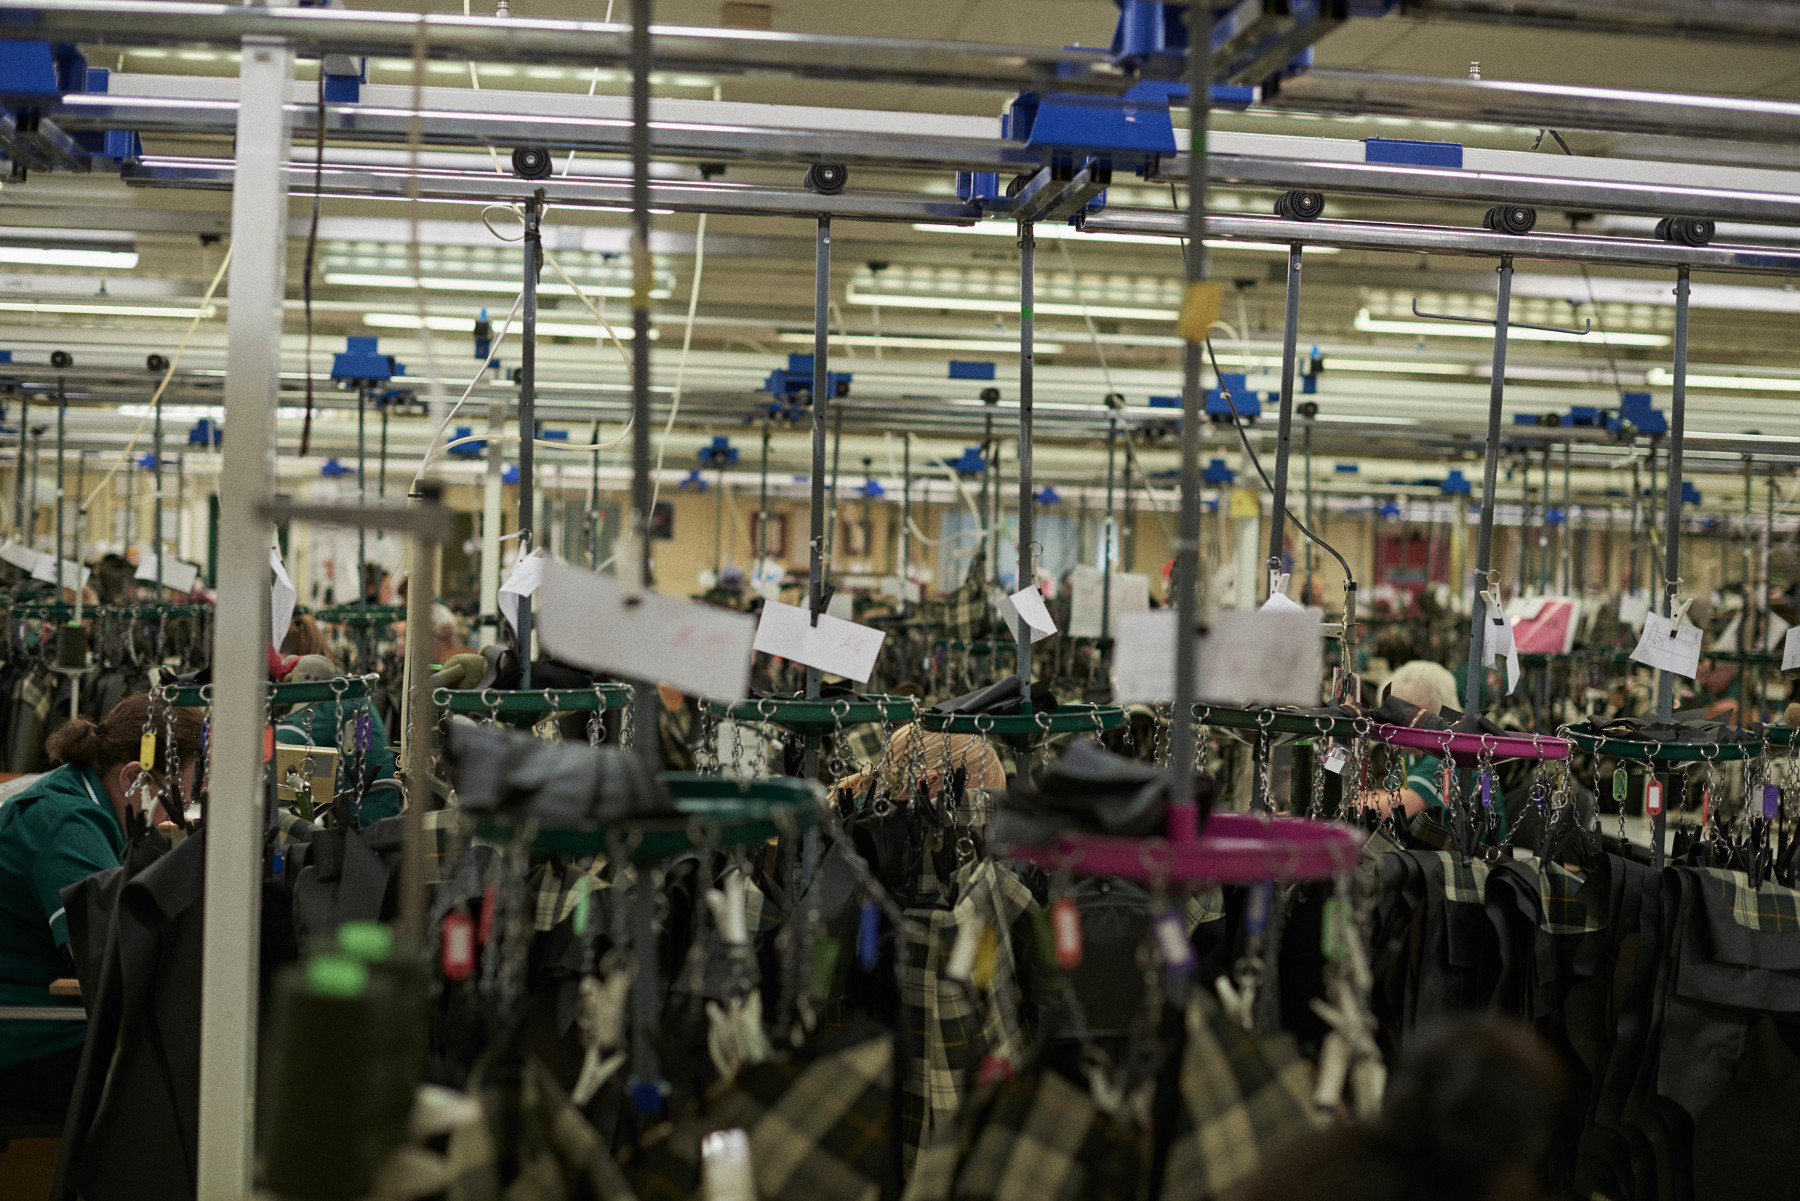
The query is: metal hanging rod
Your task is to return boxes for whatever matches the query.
[0,0,1131,92]
[1080,209,1800,276]
[1174,152,1800,226]
[1268,68,1800,146]
[1409,297,1592,337]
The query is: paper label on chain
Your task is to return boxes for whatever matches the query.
[1481,601,1521,696]
[539,556,755,699]
[1618,591,1651,629]
[1323,742,1349,775]
[826,591,854,621]
[132,554,196,596]
[753,599,886,683]
[1783,625,1800,673]
[1631,612,1702,679]
[1111,607,1319,706]
[999,585,1057,644]
[270,543,297,650]
[498,547,547,634]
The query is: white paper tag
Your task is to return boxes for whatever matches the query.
[132,554,197,595]
[1482,604,1521,696]
[826,590,854,621]
[538,557,756,700]
[498,547,547,634]
[998,585,1057,644]
[32,552,92,595]
[1618,591,1651,629]
[1068,564,1104,639]
[1111,608,1320,706]
[1323,743,1349,775]
[0,541,39,572]
[1630,612,1702,679]
[270,543,297,650]
[753,599,886,683]
[1783,625,1800,673]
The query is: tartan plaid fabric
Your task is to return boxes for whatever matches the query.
[1161,992,1326,1201]
[1535,859,1605,935]
[899,859,1039,1173]
[1186,887,1226,930]
[902,1068,1144,1201]
[841,722,887,776]
[628,1030,898,1201]
[1433,850,1490,905]
[924,551,993,642]
[1698,866,1800,933]
[513,1058,641,1201]
[423,806,468,886]
[275,809,317,846]
[528,857,609,932]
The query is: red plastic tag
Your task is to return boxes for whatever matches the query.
[1646,778,1664,818]
[977,1053,1014,1085]
[1051,898,1083,972]
[262,725,274,763]
[1701,789,1711,827]
[441,912,475,981]
[478,883,497,945]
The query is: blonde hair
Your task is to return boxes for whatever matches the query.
[1383,659,1461,717]
[832,721,1006,803]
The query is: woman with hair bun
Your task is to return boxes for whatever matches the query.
[0,693,204,1118]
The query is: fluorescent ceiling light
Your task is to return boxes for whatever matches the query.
[1646,367,1800,392]
[846,286,1175,323]
[1316,357,1473,376]
[324,272,670,300]
[0,300,215,319]
[363,311,655,340]
[774,332,1063,353]
[911,223,1338,253]
[1314,414,1420,426]
[0,246,138,270]
[1355,309,1669,347]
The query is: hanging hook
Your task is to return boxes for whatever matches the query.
[1408,298,1592,338]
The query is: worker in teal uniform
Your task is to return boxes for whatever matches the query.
[0,694,204,1117]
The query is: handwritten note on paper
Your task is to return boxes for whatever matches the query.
[1111,608,1320,706]
[753,599,888,683]
[999,585,1057,644]
[1783,626,1800,673]
[538,557,755,700]
[1631,612,1702,680]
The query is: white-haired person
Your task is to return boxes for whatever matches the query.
[1355,659,1507,836]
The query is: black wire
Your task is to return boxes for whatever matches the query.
[1204,338,1356,587]
[300,70,326,457]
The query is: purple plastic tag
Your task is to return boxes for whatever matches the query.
[353,714,372,753]
[1479,771,1492,810]
[1528,781,1548,811]
[1764,783,1780,821]
[1244,881,1271,937]
[1152,910,1197,979]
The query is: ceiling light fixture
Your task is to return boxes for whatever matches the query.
[362,311,657,340]
[0,300,216,319]
[774,332,1064,353]
[324,271,671,300]
[0,246,139,270]
[1355,308,1669,347]
[846,287,1176,323]
[1645,367,1800,392]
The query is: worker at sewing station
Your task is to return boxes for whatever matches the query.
[0,695,203,1117]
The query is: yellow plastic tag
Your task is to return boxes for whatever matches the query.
[972,925,999,990]
[139,732,156,769]
[1176,281,1223,344]
[1229,489,1261,519]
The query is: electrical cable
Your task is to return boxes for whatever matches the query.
[647,210,708,516]
[1204,337,1355,586]
[81,247,231,515]
[413,287,522,481]
[300,70,326,457]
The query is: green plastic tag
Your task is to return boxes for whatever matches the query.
[1032,908,1057,968]
[1321,896,1348,962]
[306,954,369,999]
[809,936,841,1003]
[337,920,393,962]
[1613,767,1628,803]
[572,876,592,936]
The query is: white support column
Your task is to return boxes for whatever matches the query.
[197,32,293,1201]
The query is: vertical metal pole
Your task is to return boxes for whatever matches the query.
[517,197,540,688]
[587,420,600,569]
[1016,220,1035,718]
[628,0,658,769]
[1648,440,1662,595]
[12,393,24,539]
[1303,416,1315,604]
[1629,455,1642,593]
[1562,440,1572,593]
[1743,454,1754,651]
[757,418,770,565]
[357,384,368,621]
[1122,449,1136,573]
[713,458,725,580]
[1102,404,1117,636]
[900,433,911,613]
[1653,267,1690,869]
[806,216,830,731]
[1541,442,1552,594]
[1462,255,1514,722]
[154,381,165,597]
[198,32,291,1200]
[1266,243,1302,597]
[1168,0,1211,831]
[177,453,185,568]
[55,384,65,596]
[399,483,442,940]
[826,402,844,572]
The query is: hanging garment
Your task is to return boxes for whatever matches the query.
[5,665,55,774]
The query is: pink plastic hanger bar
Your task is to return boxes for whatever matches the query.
[1006,813,1363,886]
[1372,724,1571,767]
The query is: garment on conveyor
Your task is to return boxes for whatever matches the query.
[445,721,676,824]
[1568,713,1759,746]
[994,740,1180,843]
[930,676,1056,719]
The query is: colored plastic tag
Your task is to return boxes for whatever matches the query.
[1763,783,1780,820]
[973,925,999,990]
[478,883,497,945]
[441,912,475,981]
[1528,781,1548,812]
[857,900,881,971]
[262,724,274,763]
[809,935,840,1003]
[628,1077,666,1119]
[1244,881,1272,937]
[977,1053,1014,1085]
[1701,789,1711,827]
[139,731,156,769]
[1323,743,1349,775]
[1176,280,1223,344]
[1051,898,1083,971]
[1645,778,1664,818]
[353,714,372,753]
[1479,770,1492,810]
[572,876,592,936]
[1321,896,1347,961]
[1153,909,1197,979]
[946,918,980,983]
[271,848,285,874]
[1612,767,1627,803]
